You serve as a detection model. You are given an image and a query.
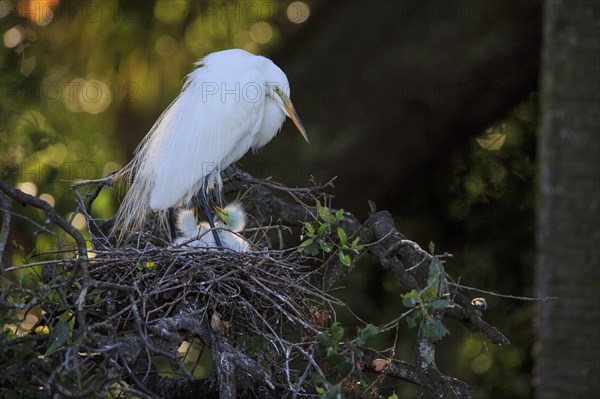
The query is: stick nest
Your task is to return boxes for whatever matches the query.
[87,243,330,339]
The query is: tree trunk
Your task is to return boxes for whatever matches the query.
[536,1,600,398]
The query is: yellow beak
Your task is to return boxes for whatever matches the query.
[212,205,226,220]
[280,92,309,143]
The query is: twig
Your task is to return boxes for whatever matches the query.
[449,282,558,301]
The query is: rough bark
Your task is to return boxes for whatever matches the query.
[536,1,600,398]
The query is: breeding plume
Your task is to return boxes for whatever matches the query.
[114,49,308,237]
[173,203,250,252]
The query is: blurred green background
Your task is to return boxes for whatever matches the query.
[1,1,540,397]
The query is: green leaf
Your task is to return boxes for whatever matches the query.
[388,393,399,399]
[316,199,324,216]
[329,322,344,344]
[335,208,344,221]
[406,313,421,329]
[300,238,314,247]
[309,243,321,256]
[401,290,419,308]
[305,222,315,236]
[320,382,343,399]
[338,251,351,266]
[57,311,72,323]
[428,241,436,254]
[357,324,377,345]
[318,223,328,236]
[319,240,333,253]
[423,318,449,340]
[428,299,451,312]
[45,321,70,355]
[337,227,347,245]
[243,336,269,357]
[316,322,344,355]
[424,257,444,301]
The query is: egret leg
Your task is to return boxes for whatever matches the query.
[167,208,177,240]
[199,175,223,248]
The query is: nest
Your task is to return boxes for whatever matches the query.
[1,170,344,396]
[87,243,332,339]
[66,226,341,397]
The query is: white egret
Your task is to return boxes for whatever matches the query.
[173,203,250,252]
[114,48,308,241]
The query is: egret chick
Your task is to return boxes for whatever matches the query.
[172,209,209,246]
[173,203,250,252]
[213,202,251,253]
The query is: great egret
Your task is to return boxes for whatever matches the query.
[173,203,250,252]
[114,49,308,241]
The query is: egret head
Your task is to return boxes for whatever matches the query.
[213,203,247,232]
[176,208,200,238]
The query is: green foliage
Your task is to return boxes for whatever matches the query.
[298,200,363,266]
[0,273,82,396]
[401,257,451,340]
[44,321,71,355]
[313,322,379,398]
[137,261,158,275]
[449,100,537,221]
[243,335,270,357]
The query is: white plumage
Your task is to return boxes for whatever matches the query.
[114,49,308,237]
[173,203,251,252]
[172,209,209,246]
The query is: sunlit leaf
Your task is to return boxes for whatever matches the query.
[317,223,328,236]
[401,290,419,308]
[476,133,506,151]
[319,240,333,253]
[305,222,315,235]
[338,251,351,266]
[337,227,347,245]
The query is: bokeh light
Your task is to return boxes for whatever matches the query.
[3,25,24,48]
[287,1,310,24]
[39,193,55,207]
[250,22,273,44]
[68,212,87,230]
[471,354,493,374]
[155,35,178,57]
[17,182,38,197]
[79,80,112,114]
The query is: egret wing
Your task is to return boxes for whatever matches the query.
[147,67,266,210]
